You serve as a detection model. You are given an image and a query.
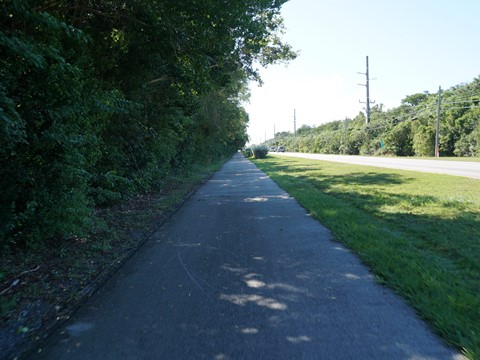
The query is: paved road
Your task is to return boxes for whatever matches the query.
[276,152,480,179]
[29,154,463,359]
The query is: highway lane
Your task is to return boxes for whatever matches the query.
[275,152,480,179]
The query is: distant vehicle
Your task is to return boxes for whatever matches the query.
[270,146,277,152]
[277,146,285,152]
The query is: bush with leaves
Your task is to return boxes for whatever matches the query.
[0,2,97,247]
[242,147,253,157]
[251,145,269,159]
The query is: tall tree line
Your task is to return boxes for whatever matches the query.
[268,77,480,157]
[0,0,296,248]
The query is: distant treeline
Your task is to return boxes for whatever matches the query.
[266,77,480,157]
[0,0,296,248]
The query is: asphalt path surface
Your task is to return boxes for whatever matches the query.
[276,152,480,179]
[29,154,463,359]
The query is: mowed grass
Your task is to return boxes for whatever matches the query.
[252,155,480,358]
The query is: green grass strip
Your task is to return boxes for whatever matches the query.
[253,155,480,359]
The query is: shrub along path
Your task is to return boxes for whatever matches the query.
[25,153,462,359]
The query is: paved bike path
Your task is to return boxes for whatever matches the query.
[29,153,462,359]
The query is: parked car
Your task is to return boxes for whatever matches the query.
[277,146,285,152]
[269,146,277,152]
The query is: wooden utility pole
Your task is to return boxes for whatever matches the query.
[435,86,442,158]
[293,108,297,137]
[366,56,371,124]
[358,56,375,124]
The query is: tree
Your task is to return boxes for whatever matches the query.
[0,1,97,246]
[401,92,429,107]
[1,0,297,248]
[413,125,435,156]
[384,121,414,156]
[297,125,312,136]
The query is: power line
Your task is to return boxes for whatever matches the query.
[443,100,478,105]
[442,105,480,111]
[267,102,478,143]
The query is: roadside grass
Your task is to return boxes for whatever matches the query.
[252,155,480,359]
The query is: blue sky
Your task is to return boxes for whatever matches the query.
[245,0,480,144]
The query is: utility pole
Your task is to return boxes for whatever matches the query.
[293,109,297,152]
[358,56,375,124]
[435,86,442,158]
[293,108,297,137]
[310,128,313,146]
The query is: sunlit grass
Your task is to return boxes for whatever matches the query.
[252,155,480,358]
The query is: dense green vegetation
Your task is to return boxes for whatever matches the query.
[0,0,296,249]
[243,144,269,159]
[254,155,480,358]
[266,78,480,157]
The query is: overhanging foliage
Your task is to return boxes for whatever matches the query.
[0,0,297,248]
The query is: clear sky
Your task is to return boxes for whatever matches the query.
[244,0,480,145]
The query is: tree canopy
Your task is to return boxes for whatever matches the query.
[0,0,297,248]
